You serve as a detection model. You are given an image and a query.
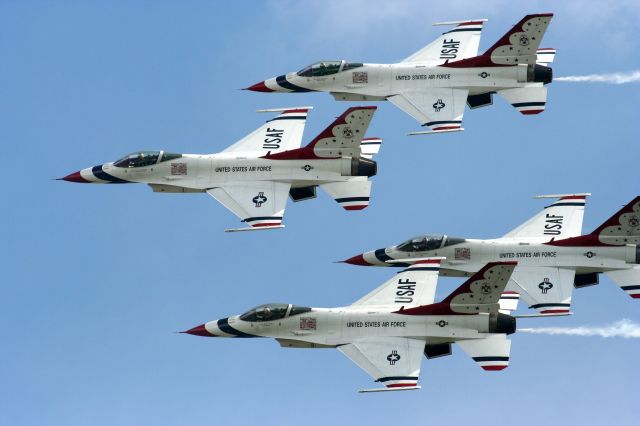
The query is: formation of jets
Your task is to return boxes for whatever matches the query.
[59,13,638,391]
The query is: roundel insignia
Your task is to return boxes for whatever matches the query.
[519,35,530,46]
[433,99,445,112]
[342,127,354,138]
[480,283,492,294]
[628,215,639,228]
[387,350,401,365]
[252,192,268,207]
[538,278,553,294]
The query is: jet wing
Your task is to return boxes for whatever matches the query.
[207,181,290,231]
[388,88,468,133]
[402,20,485,64]
[338,337,425,392]
[507,266,576,315]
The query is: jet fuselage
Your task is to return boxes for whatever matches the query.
[189,304,513,347]
[353,237,639,276]
[65,151,375,192]
[254,62,550,99]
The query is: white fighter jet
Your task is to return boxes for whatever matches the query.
[246,14,555,134]
[60,107,383,231]
[343,195,640,316]
[182,260,520,392]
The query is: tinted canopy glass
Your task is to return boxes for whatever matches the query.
[114,151,161,168]
[240,303,289,322]
[397,235,444,252]
[239,304,312,322]
[297,61,343,77]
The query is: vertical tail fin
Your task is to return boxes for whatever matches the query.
[502,194,590,241]
[221,107,311,155]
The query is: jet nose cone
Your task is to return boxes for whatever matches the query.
[59,170,89,183]
[342,253,371,266]
[181,324,217,337]
[244,80,274,92]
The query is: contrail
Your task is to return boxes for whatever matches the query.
[555,71,640,84]
[519,319,640,339]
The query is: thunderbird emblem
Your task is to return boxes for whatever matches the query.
[342,127,354,138]
[629,216,639,227]
[252,192,268,207]
[519,35,530,46]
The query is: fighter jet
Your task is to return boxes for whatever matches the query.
[343,194,640,315]
[182,260,519,392]
[60,107,383,231]
[246,14,555,134]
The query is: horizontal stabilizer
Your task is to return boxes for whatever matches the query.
[481,14,553,65]
[320,179,372,211]
[589,196,640,245]
[457,334,512,371]
[499,291,520,314]
[360,138,383,159]
[225,225,285,232]
[536,48,556,66]
[359,386,421,393]
[605,266,640,299]
[498,86,548,115]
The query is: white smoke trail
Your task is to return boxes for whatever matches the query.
[555,71,640,84]
[519,319,640,339]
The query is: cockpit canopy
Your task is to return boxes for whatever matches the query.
[113,150,182,168]
[297,60,363,77]
[239,303,312,322]
[396,235,466,252]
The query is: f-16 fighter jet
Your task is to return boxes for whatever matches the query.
[183,260,519,392]
[246,14,555,134]
[343,195,640,315]
[60,107,382,231]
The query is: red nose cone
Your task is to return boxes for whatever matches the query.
[181,324,216,337]
[60,171,89,183]
[343,254,370,266]
[245,81,274,92]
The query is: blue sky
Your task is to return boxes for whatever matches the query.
[2,1,639,425]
